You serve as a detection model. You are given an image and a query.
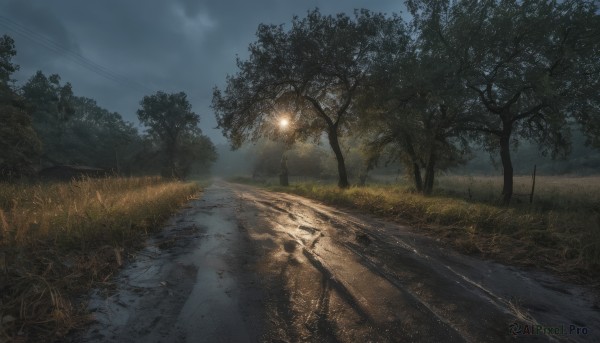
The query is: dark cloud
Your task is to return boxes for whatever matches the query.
[3,1,79,51]
[1,1,80,77]
[177,0,208,19]
[0,0,406,143]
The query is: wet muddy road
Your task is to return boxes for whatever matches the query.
[79,181,599,342]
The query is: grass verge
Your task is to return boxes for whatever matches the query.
[0,176,201,342]
[231,176,600,286]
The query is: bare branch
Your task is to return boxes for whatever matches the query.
[467,84,502,114]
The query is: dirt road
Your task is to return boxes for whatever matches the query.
[78,181,599,342]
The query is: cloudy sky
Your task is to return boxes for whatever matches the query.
[0,0,406,144]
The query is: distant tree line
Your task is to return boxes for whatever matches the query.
[0,34,216,180]
[236,139,377,182]
[212,1,600,204]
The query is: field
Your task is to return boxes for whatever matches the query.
[233,175,600,285]
[0,176,201,341]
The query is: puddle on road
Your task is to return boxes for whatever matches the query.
[176,205,254,343]
[78,184,259,343]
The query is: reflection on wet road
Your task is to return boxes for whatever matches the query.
[80,181,600,342]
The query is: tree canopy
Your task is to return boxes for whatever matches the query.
[65,96,141,171]
[138,91,215,178]
[406,0,600,203]
[0,35,41,178]
[358,18,472,194]
[212,9,404,188]
[21,71,75,167]
[0,34,18,85]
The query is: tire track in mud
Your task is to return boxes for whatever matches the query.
[239,188,467,342]
[318,212,515,318]
[303,206,572,342]
[287,201,581,340]
[246,193,469,339]
[301,247,375,324]
[233,182,600,343]
[281,217,467,341]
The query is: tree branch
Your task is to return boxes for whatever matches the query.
[303,95,334,127]
[467,84,502,114]
[334,78,361,126]
[501,90,522,112]
[512,103,546,122]
[459,125,502,136]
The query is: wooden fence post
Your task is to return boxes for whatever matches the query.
[529,164,536,204]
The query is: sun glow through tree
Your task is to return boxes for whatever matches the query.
[279,118,289,129]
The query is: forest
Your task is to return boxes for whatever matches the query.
[0,34,217,180]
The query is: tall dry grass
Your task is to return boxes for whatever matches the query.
[0,176,200,342]
[435,175,600,211]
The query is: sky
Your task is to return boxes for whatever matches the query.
[0,0,407,145]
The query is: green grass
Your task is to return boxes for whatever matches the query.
[233,175,600,284]
[0,176,201,341]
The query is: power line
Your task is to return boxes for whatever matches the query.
[0,15,152,94]
[0,15,153,94]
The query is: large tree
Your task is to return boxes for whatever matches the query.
[0,34,18,84]
[359,22,471,194]
[22,71,74,166]
[0,90,41,178]
[137,91,214,178]
[408,0,600,204]
[0,35,41,177]
[212,9,402,188]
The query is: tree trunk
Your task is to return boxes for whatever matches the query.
[412,163,423,192]
[403,135,422,192]
[358,160,375,186]
[327,128,349,188]
[424,148,436,195]
[279,154,289,186]
[165,141,179,179]
[499,122,513,205]
[358,171,368,186]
